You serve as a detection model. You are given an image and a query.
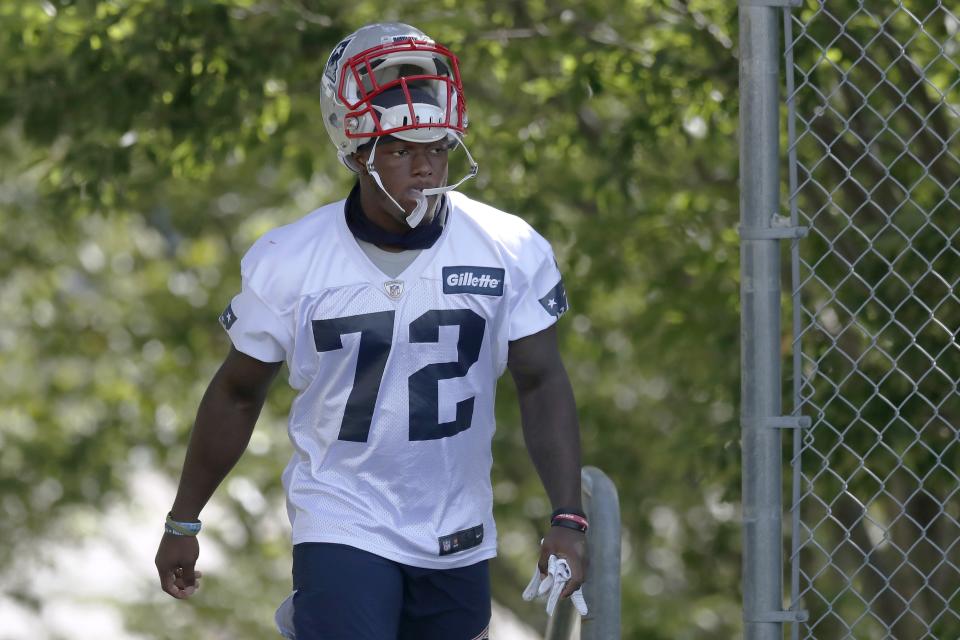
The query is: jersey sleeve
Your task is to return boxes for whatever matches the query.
[507,240,570,342]
[219,284,289,363]
[218,237,294,364]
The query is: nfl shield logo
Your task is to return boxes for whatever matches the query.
[384,280,404,299]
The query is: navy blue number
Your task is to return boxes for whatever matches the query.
[312,311,395,442]
[313,309,485,443]
[408,309,486,441]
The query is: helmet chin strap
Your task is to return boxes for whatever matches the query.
[365,134,479,228]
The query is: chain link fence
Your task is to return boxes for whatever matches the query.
[784,0,960,637]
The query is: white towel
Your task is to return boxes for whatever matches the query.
[521,555,588,616]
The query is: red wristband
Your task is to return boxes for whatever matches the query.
[551,512,589,532]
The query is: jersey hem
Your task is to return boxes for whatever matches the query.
[228,338,286,364]
[508,313,559,343]
[289,533,498,570]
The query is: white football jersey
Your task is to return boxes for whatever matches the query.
[221,191,569,569]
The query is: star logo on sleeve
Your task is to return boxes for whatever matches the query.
[219,303,238,330]
[539,279,569,318]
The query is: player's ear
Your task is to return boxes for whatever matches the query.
[345,152,366,174]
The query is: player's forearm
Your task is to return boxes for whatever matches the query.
[517,366,583,510]
[169,378,266,521]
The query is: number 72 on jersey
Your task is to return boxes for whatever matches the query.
[313,309,485,443]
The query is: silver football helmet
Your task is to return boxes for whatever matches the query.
[320,22,478,226]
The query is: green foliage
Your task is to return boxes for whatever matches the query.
[1,1,744,637]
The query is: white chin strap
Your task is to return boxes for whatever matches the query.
[365,134,479,228]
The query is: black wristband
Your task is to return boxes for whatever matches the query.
[551,518,588,533]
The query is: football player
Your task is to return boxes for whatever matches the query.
[155,22,587,640]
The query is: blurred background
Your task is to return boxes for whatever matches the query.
[0,1,744,638]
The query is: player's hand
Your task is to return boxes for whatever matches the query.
[155,534,203,599]
[539,526,587,598]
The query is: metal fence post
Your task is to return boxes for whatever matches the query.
[739,2,788,638]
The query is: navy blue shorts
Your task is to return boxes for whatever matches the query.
[292,542,490,640]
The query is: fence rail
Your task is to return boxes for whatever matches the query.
[545,466,621,640]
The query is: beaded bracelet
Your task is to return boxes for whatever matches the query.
[165,512,202,536]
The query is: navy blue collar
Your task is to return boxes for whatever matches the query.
[344,183,445,250]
